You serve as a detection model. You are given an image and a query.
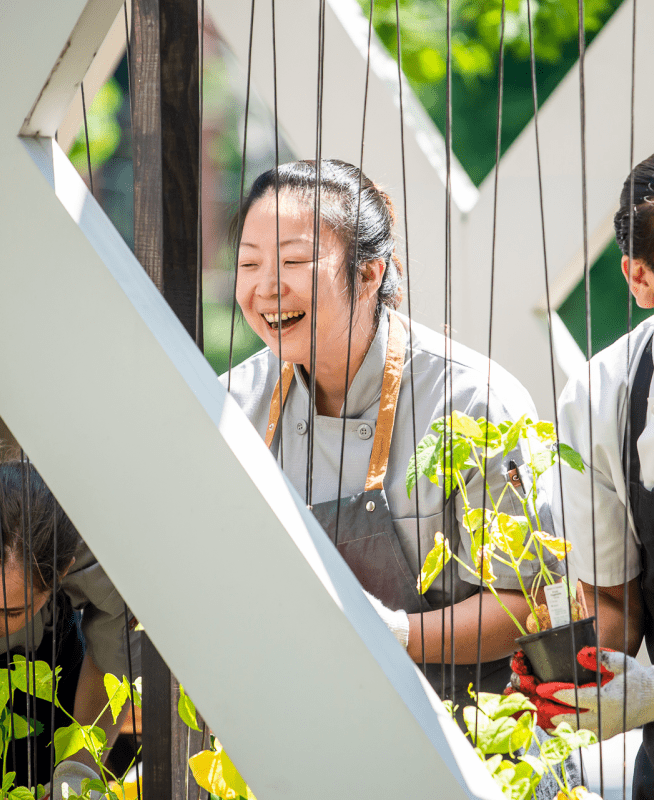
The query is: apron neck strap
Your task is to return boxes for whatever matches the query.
[264,312,407,491]
[364,312,405,492]
[625,334,654,483]
[265,362,295,448]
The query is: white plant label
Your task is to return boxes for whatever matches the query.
[544,583,571,628]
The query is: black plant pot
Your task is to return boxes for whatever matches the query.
[515,617,597,684]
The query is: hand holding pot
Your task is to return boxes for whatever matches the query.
[553,647,654,740]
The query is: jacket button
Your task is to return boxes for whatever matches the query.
[296,419,308,435]
[366,501,375,512]
[357,423,373,440]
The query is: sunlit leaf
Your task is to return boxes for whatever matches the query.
[503,415,529,456]
[54,724,106,765]
[531,448,555,477]
[492,514,530,559]
[551,721,597,749]
[178,685,201,732]
[532,421,556,444]
[462,507,492,535]
[8,788,36,800]
[10,658,54,702]
[2,771,15,792]
[476,692,536,720]
[451,410,483,439]
[406,434,441,496]
[189,749,254,800]
[533,531,572,561]
[5,714,43,741]
[540,735,571,765]
[557,443,585,473]
[104,674,130,724]
[417,533,452,593]
[474,545,496,584]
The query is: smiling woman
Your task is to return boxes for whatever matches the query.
[222,158,559,714]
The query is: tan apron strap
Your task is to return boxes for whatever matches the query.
[364,312,406,492]
[265,362,295,448]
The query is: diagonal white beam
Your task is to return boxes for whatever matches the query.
[1,1,501,797]
[459,0,653,417]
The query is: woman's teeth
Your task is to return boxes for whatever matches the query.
[263,311,305,329]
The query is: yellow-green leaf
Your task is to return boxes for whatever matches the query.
[178,685,201,732]
[533,531,572,560]
[104,674,130,725]
[417,533,451,594]
[451,410,483,439]
[492,514,530,559]
[189,748,254,800]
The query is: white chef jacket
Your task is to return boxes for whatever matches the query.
[223,309,558,607]
[555,316,654,586]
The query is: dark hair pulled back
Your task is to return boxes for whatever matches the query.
[614,154,654,268]
[0,461,80,593]
[232,159,403,316]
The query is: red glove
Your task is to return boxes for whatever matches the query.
[507,647,614,731]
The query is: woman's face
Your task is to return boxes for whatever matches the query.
[236,192,377,371]
[0,557,50,637]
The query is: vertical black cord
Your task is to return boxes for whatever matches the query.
[19,454,31,788]
[123,604,141,800]
[393,0,426,673]
[577,0,603,793]
[334,0,374,548]
[197,0,205,350]
[0,477,17,771]
[49,505,58,791]
[306,0,327,507]
[25,460,38,785]
[622,2,638,796]
[271,0,285,470]
[227,0,256,390]
[473,0,505,747]
[122,9,142,798]
[525,0,585,773]
[444,0,456,707]
[80,82,94,198]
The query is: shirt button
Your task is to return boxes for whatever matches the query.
[296,419,308,435]
[357,423,373,440]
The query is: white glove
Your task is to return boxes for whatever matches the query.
[363,590,409,649]
[553,649,654,740]
[44,761,104,800]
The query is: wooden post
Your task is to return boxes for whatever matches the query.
[130,0,201,795]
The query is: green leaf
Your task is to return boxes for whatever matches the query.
[532,421,556,444]
[483,753,503,775]
[221,750,248,798]
[406,434,442,496]
[551,721,597,749]
[8,789,35,800]
[462,507,492,534]
[451,410,483,439]
[530,448,555,477]
[463,701,534,756]
[518,754,546,778]
[54,724,106,764]
[4,714,44,741]
[503,414,529,456]
[492,514,530,559]
[540,735,571,765]
[104,674,130,724]
[2,772,15,793]
[417,533,452,593]
[557,442,585,473]
[132,676,142,708]
[477,691,536,720]
[10,659,54,703]
[81,778,108,793]
[178,685,201,732]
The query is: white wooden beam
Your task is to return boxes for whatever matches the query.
[1,1,501,798]
[459,0,653,416]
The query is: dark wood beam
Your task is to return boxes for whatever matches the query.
[130,0,201,796]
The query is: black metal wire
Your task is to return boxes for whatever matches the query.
[473,0,506,748]
[622,2,638,796]
[227,0,256,392]
[197,0,205,351]
[49,504,58,791]
[25,458,38,786]
[524,0,586,777]
[577,0,604,792]
[392,0,426,675]
[80,82,94,198]
[271,0,285,471]
[19,454,32,788]
[123,604,141,800]
[306,0,327,507]
[0,473,17,770]
[334,0,374,548]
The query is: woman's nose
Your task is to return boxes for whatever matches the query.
[257,261,285,297]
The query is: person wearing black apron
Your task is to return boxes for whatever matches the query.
[224,159,558,717]
[0,460,140,796]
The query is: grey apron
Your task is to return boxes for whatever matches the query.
[623,336,654,799]
[266,312,510,707]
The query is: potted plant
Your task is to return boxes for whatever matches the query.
[406,411,594,683]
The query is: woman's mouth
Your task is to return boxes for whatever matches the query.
[262,311,306,331]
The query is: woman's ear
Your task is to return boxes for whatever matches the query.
[622,256,654,308]
[359,258,386,301]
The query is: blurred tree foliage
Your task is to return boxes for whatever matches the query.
[68,79,123,174]
[361,0,622,184]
